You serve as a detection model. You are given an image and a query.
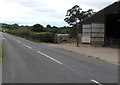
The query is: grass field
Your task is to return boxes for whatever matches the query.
[0,28,9,32]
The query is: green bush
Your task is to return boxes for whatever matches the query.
[30,32,54,42]
[9,30,29,38]
[9,30,54,43]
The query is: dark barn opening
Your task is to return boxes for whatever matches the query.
[105,13,120,46]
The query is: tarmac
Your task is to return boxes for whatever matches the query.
[0,32,2,84]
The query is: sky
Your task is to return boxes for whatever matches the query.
[0,0,118,27]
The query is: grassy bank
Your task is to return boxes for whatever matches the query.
[0,28,9,32]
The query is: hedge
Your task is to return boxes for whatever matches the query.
[9,30,54,43]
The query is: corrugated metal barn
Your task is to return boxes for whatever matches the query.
[80,1,120,46]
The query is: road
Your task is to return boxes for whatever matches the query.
[0,32,2,84]
[2,33,118,84]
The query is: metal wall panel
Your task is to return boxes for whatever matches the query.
[91,23,105,46]
[82,24,91,43]
[92,29,104,32]
[83,29,91,32]
[92,23,104,28]
[83,25,91,28]
[91,33,104,37]
[91,38,104,41]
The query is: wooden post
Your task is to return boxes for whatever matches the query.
[76,24,79,47]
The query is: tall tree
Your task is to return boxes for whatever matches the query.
[64,5,81,26]
[46,24,51,28]
[12,23,19,29]
[31,24,45,32]
[64,5,95,26]
[64,5,95,47]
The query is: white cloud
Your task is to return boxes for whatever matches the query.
[0,1,30,17]
[0,0,118,26]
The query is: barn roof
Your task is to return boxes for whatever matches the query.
[79,1,120,24]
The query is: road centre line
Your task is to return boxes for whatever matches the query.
[17,35,63,65]
[16,40,21,43]
[91,79,102,85]
[13,38,16,40]
[37,51,63,65]
[23,44,33,50]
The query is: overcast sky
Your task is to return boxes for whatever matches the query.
[0,0,117,27]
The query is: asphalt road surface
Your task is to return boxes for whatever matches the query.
[2,33,118,84]
[0,32,2,84]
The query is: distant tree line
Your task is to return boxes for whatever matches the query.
[3,23,73,36]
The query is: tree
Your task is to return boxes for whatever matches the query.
[52,26,58,29]
[31,24,45,32]
[46,24,51,28]
[4,23,19,30]
[12,23,19,29]
[64,5,95,47]
[64,5,95,26]
[64,5,81,26]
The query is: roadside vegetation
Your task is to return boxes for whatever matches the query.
[0,28,9,32]
[8,30,54,43]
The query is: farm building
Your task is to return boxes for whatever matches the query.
[54,34,69,44]
[80,1,120,46]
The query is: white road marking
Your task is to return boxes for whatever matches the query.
[16,40,21,43]
[8,36,12,38]
[37,51,63,64]
[23,44,33,50]
[13,38,16,40]
[91,79,102,85]
[19,37,28,41]
[2,37,5,39]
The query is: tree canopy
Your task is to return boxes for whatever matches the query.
[46,24,51,28]
[64,5,95,26]
[31,24,45,32]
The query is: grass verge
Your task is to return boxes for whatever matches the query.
[0,28,9,32]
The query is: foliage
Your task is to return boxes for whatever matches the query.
[64,5,95,26]
[31,24,45,32]
[3,23,19,30]
[64,5,95,37]
[68,38,77,43]
[12,23,19,29]
[9,29,30,37]
[46,24,52,28]
[0,28,9,32]
[9,30,54,43]
[29,32,54,42]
